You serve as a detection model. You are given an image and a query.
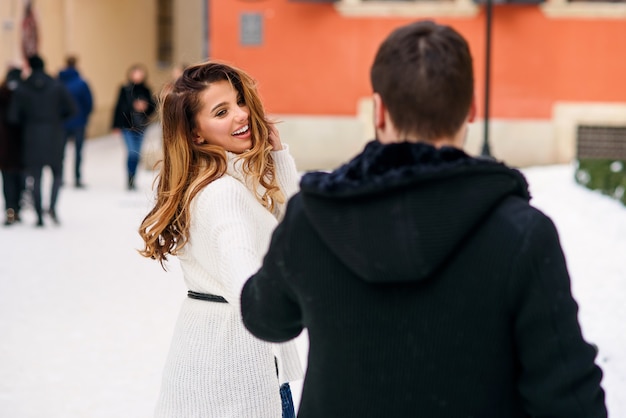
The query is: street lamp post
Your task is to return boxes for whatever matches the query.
[482,0,493,157]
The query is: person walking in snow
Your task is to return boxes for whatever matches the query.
[0,65,25,226]
[58,55,93,188]
[240,20,608,418]
[111,63,156,190]
[8,54,76,227]
[138,61,303,418]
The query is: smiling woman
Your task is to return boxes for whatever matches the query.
[137,60,303,417]
[193,80,253,153]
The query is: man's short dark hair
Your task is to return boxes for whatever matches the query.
[27,54,45,71]
[66,55,77,68]
[370,20,474,141]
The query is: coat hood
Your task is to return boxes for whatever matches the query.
[299,140,530,284]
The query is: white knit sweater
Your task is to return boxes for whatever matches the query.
[154,147,304,418]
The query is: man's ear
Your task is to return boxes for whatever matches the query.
[468,95,477,123]
[372,93,386,131]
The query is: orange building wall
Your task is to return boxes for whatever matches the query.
[210,1,626,119]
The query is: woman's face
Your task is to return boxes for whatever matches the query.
[129,68,145,84]
[194,80,252,154]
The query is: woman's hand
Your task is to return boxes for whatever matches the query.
[133,99,149,113]
[268,123,283,151]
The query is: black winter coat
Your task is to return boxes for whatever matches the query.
[7,70,76,169]
[241,140,607,418]
[111,82,155,132]
[0,79,22,171]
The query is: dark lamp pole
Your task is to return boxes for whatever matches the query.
[482,0,493,157]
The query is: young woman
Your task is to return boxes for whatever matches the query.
[138,61,303,417]
[111,63,156,190]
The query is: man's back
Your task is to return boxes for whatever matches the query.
[9,69,75,167]
[17,71,68,123]
[241,20,607,417]
[58,67,93,129]
[243,141,606,417]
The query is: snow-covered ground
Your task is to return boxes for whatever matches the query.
[0,131,623,417]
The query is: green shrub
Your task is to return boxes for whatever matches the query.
[575,158,626,205]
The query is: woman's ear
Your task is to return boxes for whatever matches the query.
[193,134,205,145]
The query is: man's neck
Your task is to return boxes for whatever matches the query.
[376,120,469,149]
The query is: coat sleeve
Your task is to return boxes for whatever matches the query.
[7,90,21,125]
[59,84,77,121]
[80,81,93,117]
[111,87,126,129]
[508,212,607,418]
[241,197,304,343]
[145,86,156,118]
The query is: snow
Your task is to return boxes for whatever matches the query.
[1,131,623,417]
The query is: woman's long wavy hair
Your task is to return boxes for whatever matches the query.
[138,61,283,268]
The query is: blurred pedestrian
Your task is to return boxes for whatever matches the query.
[241,20,608,418]
[138,61,303,418]
[0,65,25,226]
[58,55,93,188]
[8,55,76,227]
[111,63,156,190]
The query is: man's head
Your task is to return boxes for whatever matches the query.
[65,55,78,68]
[27,54,45,71]
[370,20,474,145]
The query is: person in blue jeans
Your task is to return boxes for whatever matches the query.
[59,55,93,188]
[111,63,155,190]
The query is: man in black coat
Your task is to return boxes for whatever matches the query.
[8,54,76,226]
[241,20,607,417]
[0,66,25,225]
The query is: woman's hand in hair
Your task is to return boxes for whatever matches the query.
[268,123,283,151]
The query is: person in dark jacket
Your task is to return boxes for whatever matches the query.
[111,63,156,190]
[0,66,25,225]
[8,54,76,227]
[241,20,607,418]
[58,55,93,188]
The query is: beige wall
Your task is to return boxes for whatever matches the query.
[1,0,23,67]
[0,0,205,138]
[276,98,593,171]
[268,114,551,172]
[3,2,622,169]
[173,0,205,68]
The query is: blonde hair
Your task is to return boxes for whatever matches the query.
[138,60,284,267]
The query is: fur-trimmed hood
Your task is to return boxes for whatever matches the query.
[299,140,531,284]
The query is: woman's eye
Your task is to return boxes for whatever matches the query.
[216,109,226,117]
[237,98,245,106]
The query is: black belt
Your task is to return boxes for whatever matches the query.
[187,290,228,303]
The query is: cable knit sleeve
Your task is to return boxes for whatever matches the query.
[271,144,300,220]
[186,177,278,312]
